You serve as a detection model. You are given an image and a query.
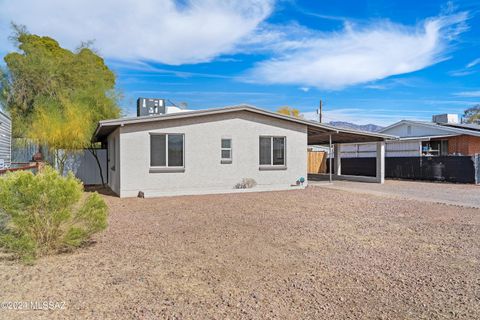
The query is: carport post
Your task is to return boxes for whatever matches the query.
[376,141,385,184]
[334,144,341,176]
[329,134,332,183]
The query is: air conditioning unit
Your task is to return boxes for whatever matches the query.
[137,98,166,117]
[432,114,459,124]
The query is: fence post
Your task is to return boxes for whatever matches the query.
[475,154,480,185]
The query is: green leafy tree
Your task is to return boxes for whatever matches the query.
[1,24,121,179]
[276,106,303,118]
[463,105,480,124]
[0,166,108,263]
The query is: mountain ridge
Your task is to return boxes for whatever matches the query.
[328,121,384,132]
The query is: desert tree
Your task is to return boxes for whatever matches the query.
[276,106,304,118]
[1,24,121,183]
[463,105,480,124]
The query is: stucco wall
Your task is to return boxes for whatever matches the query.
[116,111,307,197]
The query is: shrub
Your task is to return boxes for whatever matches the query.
[234,178,257,189]
[0,166,108,263]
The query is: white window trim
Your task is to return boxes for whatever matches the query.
[259,136,287,170]
[221,138,232,164]
[149,133,185,173]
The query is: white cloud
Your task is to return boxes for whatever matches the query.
[299,87,310,92]
[453,91,480,97]
[449,69,476,76]
[0,0,273,65]
[247,12,469,89]
[449,57,480,76]
[466,57,480,68]
[364,84,387,90]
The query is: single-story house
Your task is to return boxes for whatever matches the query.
[340,114,480,158]
[93,105,393,197]
[0,110,12,169]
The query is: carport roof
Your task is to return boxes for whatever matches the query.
[93,104,396,144]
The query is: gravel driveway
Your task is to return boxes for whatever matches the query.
[311,179,480,208]
[0,187,479,319]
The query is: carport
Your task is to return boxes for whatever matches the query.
[305,122,396,183]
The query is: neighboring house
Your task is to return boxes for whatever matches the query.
[0,110,12,169]
[340,114,480,158]
[93,105,392,197]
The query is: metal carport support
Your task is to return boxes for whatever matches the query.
[307,121,395,184]
[327,141,386,184]
[329,134,332,183]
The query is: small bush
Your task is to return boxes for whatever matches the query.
[0,166,108,263]
[234,178,257,189]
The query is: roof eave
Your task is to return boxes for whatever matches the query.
[92,105,397,142]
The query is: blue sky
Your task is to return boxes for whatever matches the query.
[1,0,479,125]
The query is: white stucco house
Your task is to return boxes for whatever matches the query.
[93,105,392,197]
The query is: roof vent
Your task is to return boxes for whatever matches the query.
[432,114,459,124]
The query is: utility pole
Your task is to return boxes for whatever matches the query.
[317,99,323,123]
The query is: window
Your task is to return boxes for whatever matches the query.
[221,138,232,163]
[150,133,184,168]
[259,136,286,167]
[421,140,449,156]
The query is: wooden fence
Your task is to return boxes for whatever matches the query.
[0,162,40,175]
[307,151,327,174]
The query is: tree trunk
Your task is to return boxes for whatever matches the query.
[55,149,67,175]
[88,146,105,187]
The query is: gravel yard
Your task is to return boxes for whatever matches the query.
[1,186,479,319]
[313,179,480,208]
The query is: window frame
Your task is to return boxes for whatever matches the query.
[149,133,185,172]
[221,138,232,164]
[440,139,449,156]
[259,135,287,170]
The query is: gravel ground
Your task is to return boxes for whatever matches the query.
[0,187,479,319]
[311,179,480,208]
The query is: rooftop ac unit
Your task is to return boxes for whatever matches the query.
[432,114,459,124]
[137,98,166,117]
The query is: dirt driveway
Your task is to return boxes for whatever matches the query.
[1,187,479,319]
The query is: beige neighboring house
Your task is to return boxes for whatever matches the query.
[93,105,392,198]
